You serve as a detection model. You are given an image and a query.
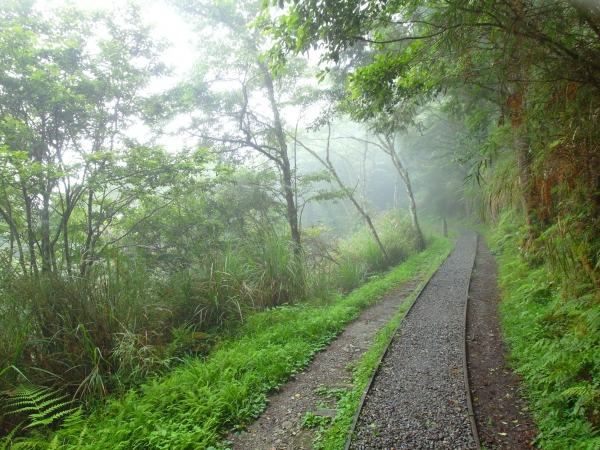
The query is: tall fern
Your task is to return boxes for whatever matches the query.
[6,385,74,431]
[0,424,21,450]
[1,385,85,449]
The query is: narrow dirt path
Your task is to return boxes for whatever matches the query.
[467,235,537,448]
[228,280,423,450]
[351,230,477,449]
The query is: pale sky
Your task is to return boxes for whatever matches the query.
[36,0,199,150]
[39,0,198,87]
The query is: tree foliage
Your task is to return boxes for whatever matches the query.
[0,1,207,276]
[262,0,600,446]
[166,0,311,258]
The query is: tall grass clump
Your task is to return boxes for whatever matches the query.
[0,261,169,397]
[493,211,600,450]
[333,211,421,291]
[0,235,304,434]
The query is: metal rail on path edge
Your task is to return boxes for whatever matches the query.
[344,230,482,450]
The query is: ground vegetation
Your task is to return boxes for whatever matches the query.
[2,0,599,448]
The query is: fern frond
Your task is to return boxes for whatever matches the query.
[26,405,73,429]
[58,407,83,430]
[9,386,56,412]
[11,440,48,449]
[0,421,22,450]
[57,408,88,448]
[6,384,75,431]
[561,385,600,401]
[584,436,600,450]
[48,435,60,450]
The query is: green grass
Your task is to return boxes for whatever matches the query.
[491,214,600,450]
[1,233,450,449]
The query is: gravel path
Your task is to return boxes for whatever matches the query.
[351,230,478,450]
[228,280,423,450]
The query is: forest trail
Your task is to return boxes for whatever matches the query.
[351,230,477,449]
[228,278,425,449]
[229,231,536,449]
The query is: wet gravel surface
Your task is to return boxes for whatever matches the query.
[351,230,478,450]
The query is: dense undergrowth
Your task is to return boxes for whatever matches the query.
[0,231,448,449]
[492,213,600,450]
[0,211,423,446]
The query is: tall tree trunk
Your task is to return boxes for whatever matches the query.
[375,133,425,251]
[491,197,499,226]
[8,229,14,268]
[517,135,536,240]
[63,221,72,276]
[465,198,471,220]
[22,184,38,276]
[361,137,368,218]
[258,61,302,258]
[40,190,52,273]
[80,189,94,276]
[297,127,391,266]
[52,186,81,277]
[507,7,537,242]
[346,191,391,266]
[0,205,27,274]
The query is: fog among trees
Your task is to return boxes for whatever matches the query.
[1,0,600,448]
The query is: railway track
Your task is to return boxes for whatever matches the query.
[347,230,480,450]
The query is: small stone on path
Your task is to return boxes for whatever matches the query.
[312,409,337,417]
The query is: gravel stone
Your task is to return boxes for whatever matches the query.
[351,230,478,449]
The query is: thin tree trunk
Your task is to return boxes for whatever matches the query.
[0,205,27,274]
[52,185,82,277]
[491,198,499,226]
[361,137,368,217]
[465,198,471,220]
[385,139,426,251]
[63,221,72,276]
[40,190,52,273]
[22,184,38,276]
[8,229,14,268]
[258,61,302,259]
[80,189,94,276]
[296,126,391,266]
[393,176,399,209]
[517,135,536,240]
[51,245,58,273]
